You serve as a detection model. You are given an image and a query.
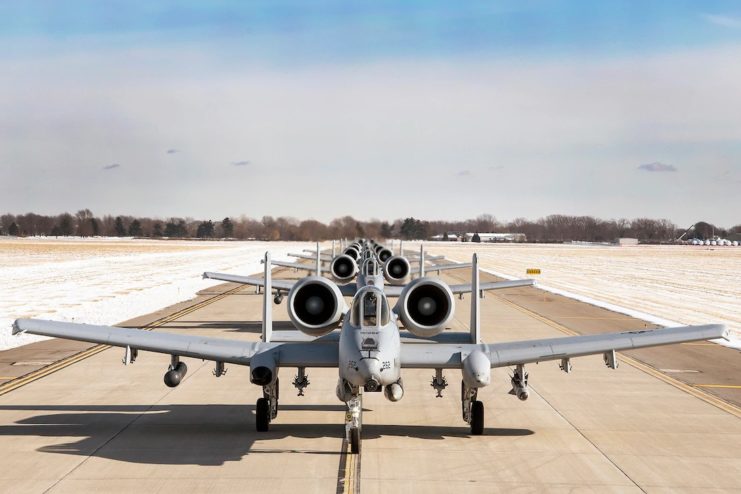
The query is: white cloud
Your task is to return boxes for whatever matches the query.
[702,13,741,29]
[1,44,741,226]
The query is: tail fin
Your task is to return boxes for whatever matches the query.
[419,243,425,277]
[399,239,403,256]
[331,240,336,258]
[315,242,321,276]
[262,251,273,343]
[470,253,480,343]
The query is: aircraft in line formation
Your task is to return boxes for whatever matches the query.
[13,239,728,453]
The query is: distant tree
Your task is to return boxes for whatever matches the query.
[114,216,126,237]
[693,221,715,240]
[8,222,19,236]
[472,232,481,243]
[58,214,74,236]
[75,209,94,236]
[90,218,100,236]
[152,222,163,237]
[221,217,234,238]
[51,225,61,237]
[196,220,215,238]
[442,231,449,241]
[380,222,393,239]
[164,222,178,237]
[128,219,143,237]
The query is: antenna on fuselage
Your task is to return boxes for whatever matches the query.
[470,253,480,344]
[262,251,273,343]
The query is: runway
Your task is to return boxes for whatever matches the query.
[1,259,740,492]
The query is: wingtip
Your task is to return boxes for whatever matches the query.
[11,319,24,335]
[719,324,731,340]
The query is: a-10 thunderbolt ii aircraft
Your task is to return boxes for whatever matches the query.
[267,239,465,290]
[12,246,728,453]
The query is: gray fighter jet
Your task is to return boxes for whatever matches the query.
[12,251,727,453]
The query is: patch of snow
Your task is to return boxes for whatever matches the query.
[1,239,314,351]
[428,243,741,351]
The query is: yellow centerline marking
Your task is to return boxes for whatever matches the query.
[493,294,741,419]
[344,448,356,494]
[0,284,245,397]
[694,384,741,389]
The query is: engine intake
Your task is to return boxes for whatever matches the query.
[287,276,345,336]
[330,254,358,282]
[383,256,411,285]
[343,246,360,260]
[377,247,393,262]
[396,277,454,337]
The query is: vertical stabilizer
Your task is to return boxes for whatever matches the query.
[419,244,425,277]
[331,240,336,258]
[470,253,480,343]
[262,251,272,343]
[399,239,403,256]
[316,242,321,276]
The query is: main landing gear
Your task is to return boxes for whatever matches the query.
[256,378,279,432]
[432,369,485,435]
[462,381,484,435]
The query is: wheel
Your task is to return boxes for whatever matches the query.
[349,427,361,454]
[256,397,270,432]
[470,400,484,435]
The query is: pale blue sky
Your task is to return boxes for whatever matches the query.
[1,1,740,226]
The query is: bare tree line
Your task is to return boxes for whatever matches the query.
[0,210,738,244]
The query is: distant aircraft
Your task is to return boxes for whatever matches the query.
[12,242,727,453]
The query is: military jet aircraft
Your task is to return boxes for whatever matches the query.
[12,247,727,453]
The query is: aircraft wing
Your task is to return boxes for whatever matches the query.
[400,324,727,368]
[289,253,332,262]
[448,279,535,294]
[269,260,316,271]
[12,319,339,367]
[409,262,472,275]
[202,272,296,292]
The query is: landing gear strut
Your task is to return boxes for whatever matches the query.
[462,381,484,435]
[256,378,279,432]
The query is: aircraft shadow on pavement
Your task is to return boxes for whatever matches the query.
[0,404,533,465]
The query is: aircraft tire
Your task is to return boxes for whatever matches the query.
[471,400,484,435]
[350,427,361,454]
[256,397,270,432]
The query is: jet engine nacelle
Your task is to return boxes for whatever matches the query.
[329,254,358,283]
[287,276,345,336]
[395,277,454,337]
[377,247,393,262]
[343,246,360,261]
[383,256,411,285]
[250,351,277,386]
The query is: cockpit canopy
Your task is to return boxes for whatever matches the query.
[362,258,379,277]
[349,287,390,328]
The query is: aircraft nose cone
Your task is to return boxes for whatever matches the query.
[305,296,325,315]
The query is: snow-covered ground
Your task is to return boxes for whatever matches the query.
[0,238,313,350]
[426,242,741,349]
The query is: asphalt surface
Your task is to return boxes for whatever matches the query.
[1,258,740,493]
